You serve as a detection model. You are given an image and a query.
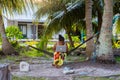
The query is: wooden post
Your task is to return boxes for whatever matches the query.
[0,64,11,80]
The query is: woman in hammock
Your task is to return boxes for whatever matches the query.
[52,34,68,68]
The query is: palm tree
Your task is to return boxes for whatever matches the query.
[35,0,85,48]
[92,0,119,39]
[0,0,33,55]
[96,0,116,63]
[85,0,94,59]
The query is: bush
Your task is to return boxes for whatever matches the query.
[6,25,23,40]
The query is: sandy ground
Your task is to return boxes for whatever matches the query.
[10,58,120,78]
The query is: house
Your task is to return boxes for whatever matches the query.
[3,12,46,39]
[3,16,65,40]
[3,8,66,40]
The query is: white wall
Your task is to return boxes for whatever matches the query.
[52,29,66,39]
[27,24,32,39]
[3,16,8,28]
[27,24,38,39]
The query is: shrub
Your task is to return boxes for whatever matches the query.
[6,25,23,40]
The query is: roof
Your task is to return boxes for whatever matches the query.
[3,7,47,22]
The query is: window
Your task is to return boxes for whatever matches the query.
[18,24,27,38]
[38,25,44,38]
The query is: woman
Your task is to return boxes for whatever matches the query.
[52,35,68,68]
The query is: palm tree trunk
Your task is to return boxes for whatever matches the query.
[67,32,74,48]
[0,15,17,55]
[85,0,94,59]
[97,0,116,64]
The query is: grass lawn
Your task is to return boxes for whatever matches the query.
[12,76,119,80]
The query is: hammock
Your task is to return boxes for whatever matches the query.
[29,32,99,57]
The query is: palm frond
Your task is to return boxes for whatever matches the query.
[41,1,85,40]
[34,0,66,19]
[1,0,33,15]
[37,0,85,49]
[43,0,85,37]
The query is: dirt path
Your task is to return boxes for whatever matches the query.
[10,58,120,79]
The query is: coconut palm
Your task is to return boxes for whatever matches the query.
[35,0,85,48]
[0,0,33,55]
[96,0,116,63]
[85,0,94,59]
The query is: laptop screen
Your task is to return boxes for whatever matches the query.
[56,45,66,52]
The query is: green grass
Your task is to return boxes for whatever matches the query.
[12,76,119,80]
[115,56,120,63]
[20,49,44,58]
[74,76,115,80]
[66,55,86,62]
[0,55,22,63]
[12,76,46,80]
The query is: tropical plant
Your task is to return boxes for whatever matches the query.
[115,18,120,34]
[6,25,23,40]
[112,15,120,43]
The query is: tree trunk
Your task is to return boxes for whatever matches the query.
[97,0,116,64]
[85,0,94,59]
[0,16,17,55]
[67,32,74,48]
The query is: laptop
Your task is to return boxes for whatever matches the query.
[56,45,66,52]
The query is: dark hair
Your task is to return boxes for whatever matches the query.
[59,34,64,41]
